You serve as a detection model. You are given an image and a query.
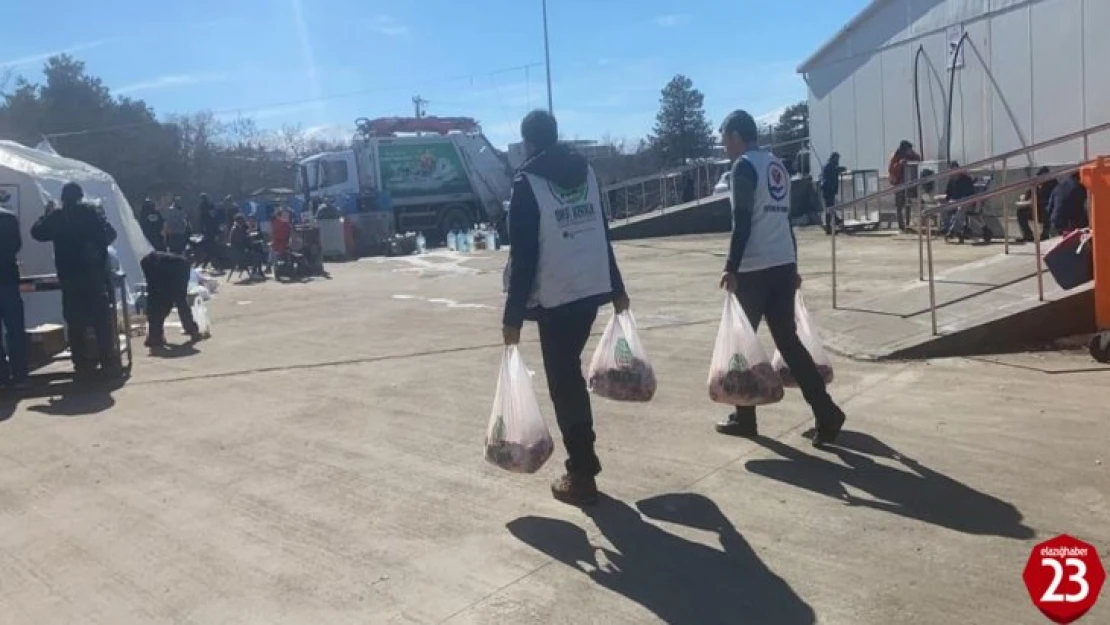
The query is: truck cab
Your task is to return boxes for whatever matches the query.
[297,151,361,214]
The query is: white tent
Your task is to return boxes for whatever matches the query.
[0,140,152,326]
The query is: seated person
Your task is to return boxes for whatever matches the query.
[1017,167,1055,242]
[942,161,976,235]
[1049,172,1089,235]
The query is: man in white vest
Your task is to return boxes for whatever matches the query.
[502,110,629,506]
[715,110,846,446]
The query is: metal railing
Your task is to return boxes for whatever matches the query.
[829,121,1110,309]
[918,164,1084,335]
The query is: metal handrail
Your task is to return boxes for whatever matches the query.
[920,163,1085,335]
[831,120,1110,216]
[829,121,1109,309]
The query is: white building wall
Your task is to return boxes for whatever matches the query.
[803,0,1106,179]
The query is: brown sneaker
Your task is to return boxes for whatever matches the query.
[551,473,599,507]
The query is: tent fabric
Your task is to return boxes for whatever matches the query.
[0,140,152,326]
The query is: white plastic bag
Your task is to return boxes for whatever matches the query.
[771,292,834,387]
[707,294,784,407]
[191,297,212,338]
[587,310,657,402]
[484,346,555,473]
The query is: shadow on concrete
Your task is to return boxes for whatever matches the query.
[0,397,16,423]
[148,343,201,359]
[747,432,1034,539]
[508,493,815,625]
[24,376,125,417]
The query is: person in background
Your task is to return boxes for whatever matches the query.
[1017,167,1056,242]
[821,152,846,234]
[164,196,190,254]
[198,193,224,269]
[139,197,165,251]
[0,204,28,390]
[888,140,922,231]
[714,109,846,445]
[1049,172,1089,235]
[30,183,119,377]
[502,110,629,506]
[942,161,977,237]
[271,208,292,258]
[222,195,238,230]
[140,250,201,348]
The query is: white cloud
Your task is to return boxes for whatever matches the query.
[654,14,690,28]
[304,123,353,143]
[0,37,123,69]
[116,72,231,94]
[369,15,410,37]
[755,106,787,129]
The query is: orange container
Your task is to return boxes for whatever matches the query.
[1080,156,1110,330]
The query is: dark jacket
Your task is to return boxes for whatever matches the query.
[821,160,844,197]
[502,143,626,329]
[1049,177,1089,232]
[200,198,223,235]
[944,173,976,202]
[140,251,190,301]
[139,202,165,245]
[0,208,20,286]
[30,202,117,281]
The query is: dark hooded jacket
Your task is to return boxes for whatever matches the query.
[502,143,625,328]
[30,201,117,281]
[0,207,20,286]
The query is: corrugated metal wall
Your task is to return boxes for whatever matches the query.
[805,0,1110,178]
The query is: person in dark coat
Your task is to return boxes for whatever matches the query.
[139,197,165,250]
[1049,172,1089,235]
[821,152,846,234]
[140,250,201,348]
[0,205,28,389]
[30,182,120,376]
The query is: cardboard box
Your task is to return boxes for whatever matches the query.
[26,324,67,371]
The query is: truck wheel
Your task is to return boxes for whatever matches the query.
[438,205,472,243]
[1090,331,1110,364]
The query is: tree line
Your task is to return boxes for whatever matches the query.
[0,55,345,210]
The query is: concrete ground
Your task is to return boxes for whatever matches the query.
[0,228,1106,624]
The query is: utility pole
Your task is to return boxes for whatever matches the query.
[412,96,428,119]
[542,0,553,114]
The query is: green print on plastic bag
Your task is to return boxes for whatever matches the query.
[614,338,633,367]
[728,353,748,372]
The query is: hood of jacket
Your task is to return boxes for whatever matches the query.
[520,143,588,189]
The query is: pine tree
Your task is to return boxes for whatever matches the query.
[648,75,714,167]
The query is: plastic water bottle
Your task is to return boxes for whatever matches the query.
[447,230,457,251]
[416,232,427,254]
[490,227,499,250]
[465,228,475,253]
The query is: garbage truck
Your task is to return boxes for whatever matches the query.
[296,116,514,243]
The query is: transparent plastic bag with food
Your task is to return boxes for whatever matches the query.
[587,310,657,402]
[771,292,834,387]
[484,346,555,474]
[707,294,784,407]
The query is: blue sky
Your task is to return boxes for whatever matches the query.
[1,0,866,148]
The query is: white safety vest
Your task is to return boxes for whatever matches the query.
[520,166,612,310]
[736,149,796,273]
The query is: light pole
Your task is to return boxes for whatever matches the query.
[542,0,553,114]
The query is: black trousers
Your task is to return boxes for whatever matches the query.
[733,263,833,421]
[1016,206,1050,242]
[166,233,188,255]
[62,277,118,372]
[537,305,601,477]
[144,259,197,343]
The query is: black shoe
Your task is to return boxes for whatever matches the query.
[551,473,599,506]
[144,337,166,348]
[715,413,758,438]
[812,404,847,447]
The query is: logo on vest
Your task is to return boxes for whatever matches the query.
[548,181,589,205]
[767,161,789,202]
